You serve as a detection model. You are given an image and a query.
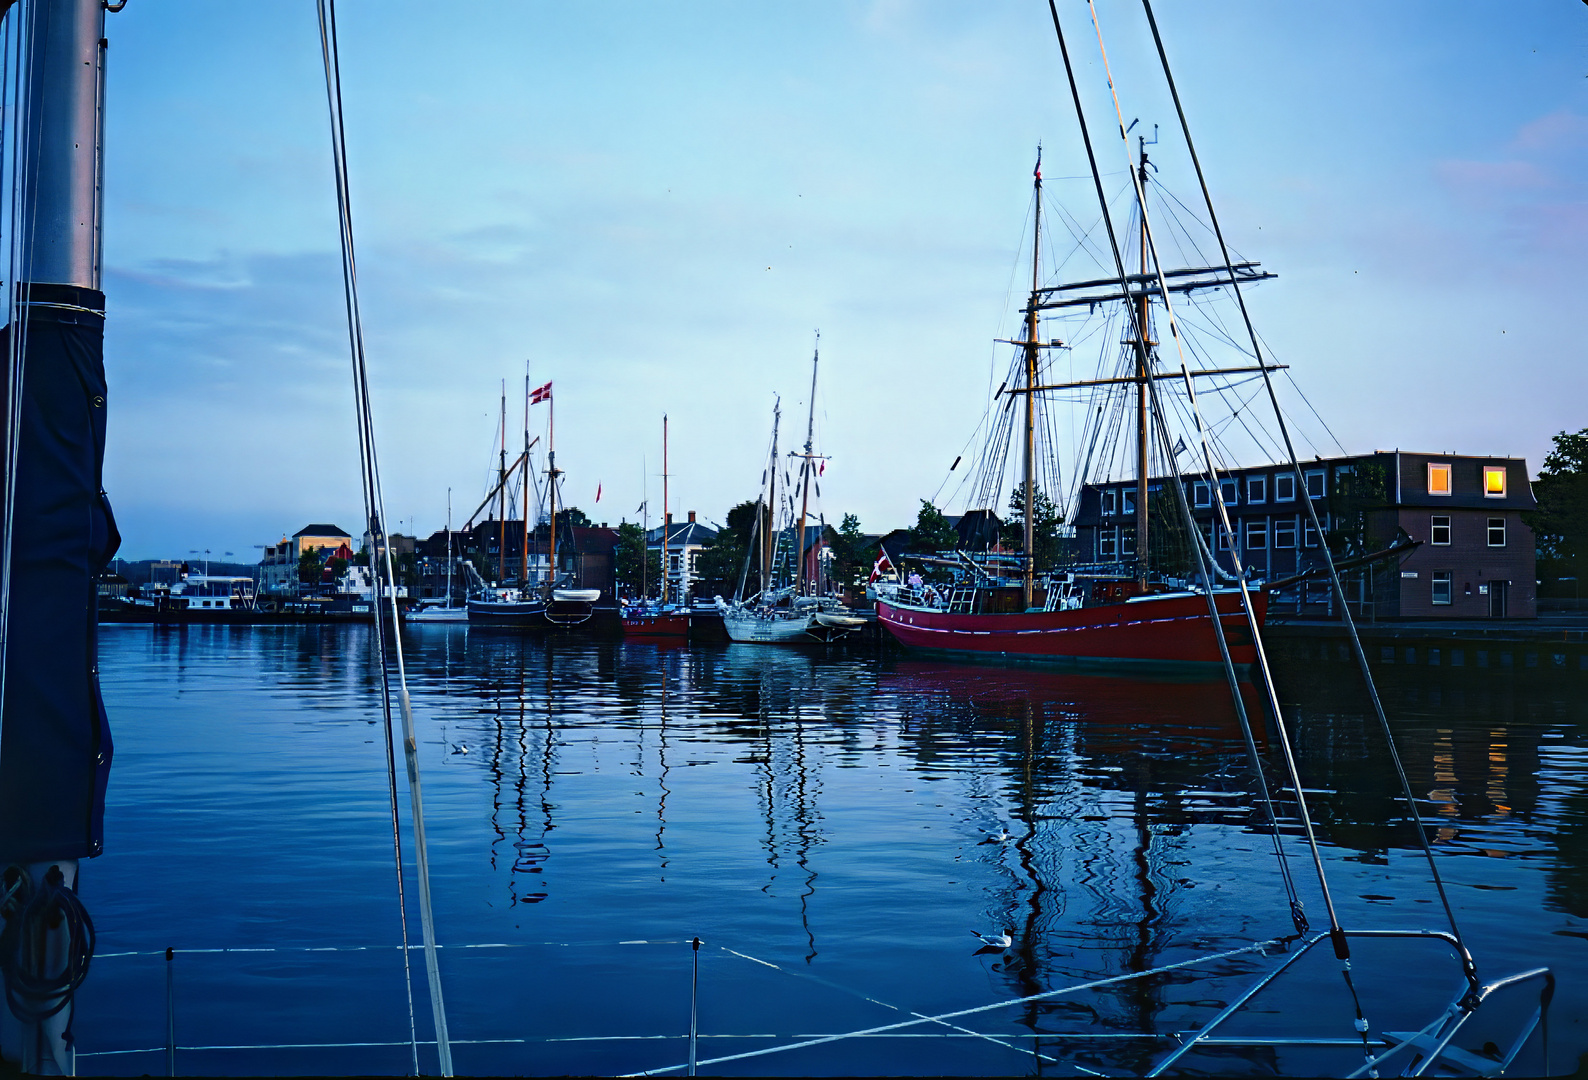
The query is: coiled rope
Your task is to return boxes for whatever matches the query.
[0,865,95,1048]
[315,2,453,1074]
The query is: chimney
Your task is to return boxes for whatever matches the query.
[666,512,673,526]
[688,510,696,524]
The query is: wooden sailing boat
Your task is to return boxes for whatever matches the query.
[623,415,690,638]
[873,144,1269,669]
[468,378,600,627]
[719,346,865,644]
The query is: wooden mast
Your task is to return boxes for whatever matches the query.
[795,341,819,595]
[547,389,558,588]
[1135,135,1151,590]
[522,371,531,589]
[661,414,669,605]
[497,380,507,587]
[1022,154,1042,609]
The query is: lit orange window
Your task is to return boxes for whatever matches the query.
[1484,466,1506,498]
[1427,463,1452,496]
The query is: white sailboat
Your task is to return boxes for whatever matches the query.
[409,488,468,623]
[718,344,864,644]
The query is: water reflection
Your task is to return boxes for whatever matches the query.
[92,625,1585,1075]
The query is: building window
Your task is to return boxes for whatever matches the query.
[1303,513,1326,548]
[1487,518,1506,547]
[1192,481,1210,507]
[1432,571,1452,605]
[1122,489,1137,516]
[1121,525,1136,557]
[1247,476,1267,504]
[1428,462,1452,496]
[1484,466,1507,498]
[1219,479,1239,506]
[1101,489,1117,516]
[1098,527,1117,560]
[1245,519,1268,550]
[1273,517,1297,549]
[1216,521,1232,551]
[1304,470,1325,499]
[1431,515,1451,545]
[1274,474,1295,502]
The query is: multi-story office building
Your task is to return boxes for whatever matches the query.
[1074,452,1535,619]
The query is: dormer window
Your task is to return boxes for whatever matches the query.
[1101,489,1117,516]
[1428,462,1452,496]
[1484,466,1507,498]
[1219,479,1239,506]
[1246,476,1267,504]
[1274,474,1295,502]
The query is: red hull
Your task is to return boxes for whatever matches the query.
[622,614,690,638]
[876,590,1265,667]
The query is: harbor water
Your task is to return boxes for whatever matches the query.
[77,623,1586,1075]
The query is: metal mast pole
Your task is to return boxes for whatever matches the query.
[763,401,780,594]
[0,3,112,1071]
[661,415,669,605]
[795,342,818,595]
[1023,157,1042,609]
[1135,137,1151,589]
[497,382,506,586]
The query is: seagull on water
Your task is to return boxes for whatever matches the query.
[452,743,469,755]
[972,929,1013,955]
[979,826,1011,845]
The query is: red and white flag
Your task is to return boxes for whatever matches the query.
[530,381,552,404]
[595,483,602,503]
[818,459,826,476]
[868,550,894,584]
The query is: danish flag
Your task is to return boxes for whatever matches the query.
[530,381,552,404]
[868,550,894,584]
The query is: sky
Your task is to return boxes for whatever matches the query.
[97,1,1588,560]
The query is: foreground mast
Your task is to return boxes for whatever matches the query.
[1022,157,1042,609]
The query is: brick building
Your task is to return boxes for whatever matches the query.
[1075,451,1535,620]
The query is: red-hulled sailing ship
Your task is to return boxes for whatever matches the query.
[875,136,1280,670]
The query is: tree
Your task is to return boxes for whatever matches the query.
[614,522,661,597]
[1325,462,1388,557]
[1525,428,1588,595]
[829,513,873,591]
[1001,483,1065,570]
[695,500,766,597]
[557,506,593,529]
[909,500,958,554]
[298,546,324,584]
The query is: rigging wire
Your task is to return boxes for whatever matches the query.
[1081,0,1346,941]
[1,0,41,798]
[1044,0,1313,939]
[315,2,454,1073]
[1139,0,1473,987]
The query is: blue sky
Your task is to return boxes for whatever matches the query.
[99,2,1587,559]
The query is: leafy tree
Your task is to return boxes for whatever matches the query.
[1001,483,1065,570]
[614,522,661,597]
[1525,428,1588,595]
[909,500,958,554]
[324,556,348,582]
[557,506,592,529]
[1325,462,1388,557]
[695,500,768,597]
[829,513,873,591]
[297,546,324,584]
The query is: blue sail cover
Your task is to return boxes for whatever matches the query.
[0,284,115,861]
